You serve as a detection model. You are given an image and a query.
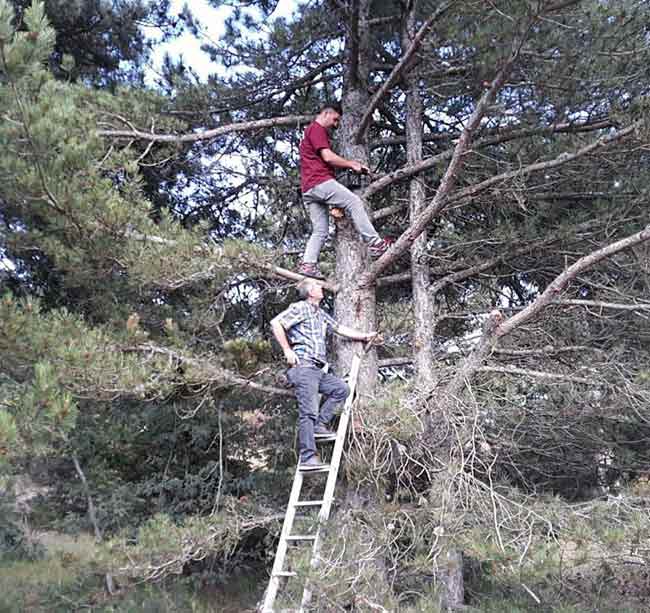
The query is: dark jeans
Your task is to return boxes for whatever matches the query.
[287,366,350,462]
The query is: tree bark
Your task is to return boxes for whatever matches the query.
[334,0,378,395]
[403,4,435,388]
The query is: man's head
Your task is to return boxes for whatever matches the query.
[317,104,342,130]
[297,277,324,302]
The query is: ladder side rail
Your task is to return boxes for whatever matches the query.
[318,354,361,523]
[261,468,305,613]
[262,362,331,611]
[300,354,362,612]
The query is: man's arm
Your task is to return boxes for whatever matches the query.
[320,148,369,174]
[271,317,299,366]
[334,324,378,342]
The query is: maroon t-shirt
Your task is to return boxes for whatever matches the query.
[299,121,335,193]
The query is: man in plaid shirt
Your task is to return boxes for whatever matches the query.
[271,278,378,470]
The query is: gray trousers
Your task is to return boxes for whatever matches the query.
[302,179,380,263]
[287,365,350,461]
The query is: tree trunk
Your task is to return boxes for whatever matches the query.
[402,4,465,606]
[439,549,464,609]
[72,454,115,594]
[334,0,377,396]
[403,7,435,388]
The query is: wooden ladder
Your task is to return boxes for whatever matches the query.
[259,354,362,613]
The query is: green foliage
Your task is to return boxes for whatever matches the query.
[222,337,272,372]
[104,500,269,581]
[0,1,55,79]
[10,361,77,451]
[0,405,17,461]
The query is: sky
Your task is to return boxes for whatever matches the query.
[146,0,299,83]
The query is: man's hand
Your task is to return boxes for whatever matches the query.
[365,331,383,344]
[350,161,370,174]
[284,348,299,366]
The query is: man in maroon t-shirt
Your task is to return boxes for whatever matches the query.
[298,106,392,278]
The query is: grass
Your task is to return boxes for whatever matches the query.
[3,504,649,613]
[0,531,263,612]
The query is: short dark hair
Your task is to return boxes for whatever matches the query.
[320,103,342,115]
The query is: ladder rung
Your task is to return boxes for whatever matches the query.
[299,464,331,473]
[273,571,297,577]
[293,500,325,507]
[285,535,316,541]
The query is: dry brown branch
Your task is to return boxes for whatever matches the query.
[477,365,599,385]
[492,345,600,357]
[97,114,312,143]
[552,299,650,312]
[494,223,650,338]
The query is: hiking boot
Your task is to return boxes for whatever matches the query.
[314,424,337,439]
[299,455,328,471]
[368,237,394,258]
[298,262,325,279]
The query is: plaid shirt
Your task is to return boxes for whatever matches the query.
[274,300,339,365]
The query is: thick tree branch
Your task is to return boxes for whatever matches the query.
[492,345,601,357]
[478,365,599,385]
[494,223,650,338]
[378,357,413,368]
[430,223,650,400]
[354,0,457,142]
[552,299,650,312]
[367,119,614,210]
[97,114,312,143]
[258,262,339,293]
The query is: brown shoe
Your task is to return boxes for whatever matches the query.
[298,262,325,279]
